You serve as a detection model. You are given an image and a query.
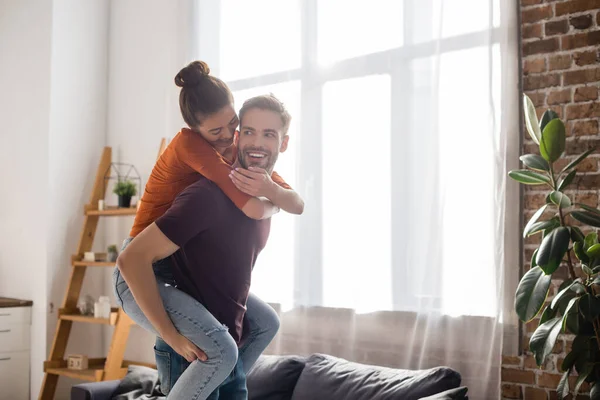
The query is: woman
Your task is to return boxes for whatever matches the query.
[113,61,303,398]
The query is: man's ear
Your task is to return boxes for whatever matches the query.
[234,130,240,146]
[279,135,289,153]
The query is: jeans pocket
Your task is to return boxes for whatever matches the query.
[153,346,172,396]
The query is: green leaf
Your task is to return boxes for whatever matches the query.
[579,294,600,321]
[540,119,566,163]
[593,275,600,285]
[515,266,552,322]
[572,211,600,228]
[591,383,600,400]
[571,226,586,243]
[552,280,581,309]
[527,218,560,237]
[524,205,548,238]
[558,170,577,191]
[532,248,539,269]
[561,148,596,175]
[587,243,600,258]
[583,264,594,275]
[524,94,541,145]
[540,305,557,325]
[540,109,560,132]
[557,370,570,399]
[530,317,563,366]
[578,203,600,216]
[536,227,571,274]
[585,232,599,251]
[574,241,590,264]
[520,154,550,172]
[508,170,551,185]
[561,350,578,372]
[549,191,572,208]
[574,363,594,396]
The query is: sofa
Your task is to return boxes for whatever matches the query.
[71,353,468,400]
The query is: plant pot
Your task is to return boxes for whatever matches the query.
[118,195,132,208]
[108,251,118,262]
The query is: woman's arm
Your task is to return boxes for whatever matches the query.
[117,223,206,361]
[178,131,276,220]
[230,167,305,215]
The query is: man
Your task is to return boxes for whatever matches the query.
[117,94,293,399]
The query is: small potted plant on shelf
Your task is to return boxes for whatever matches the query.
[113,179,137,208]
[107,245,118,262]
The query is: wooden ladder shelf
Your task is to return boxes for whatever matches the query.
[38,142,167,399]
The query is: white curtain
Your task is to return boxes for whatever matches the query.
[195,1,520,398]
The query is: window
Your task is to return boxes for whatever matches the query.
[199,0,502,316]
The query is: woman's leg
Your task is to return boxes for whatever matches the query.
[238,293,281,373]
[114,269,238,400]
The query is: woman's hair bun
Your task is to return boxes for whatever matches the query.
[174,61,211,88]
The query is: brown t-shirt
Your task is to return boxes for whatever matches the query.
[155,176,271,343]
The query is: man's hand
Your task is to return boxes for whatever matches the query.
[230,167,277,199]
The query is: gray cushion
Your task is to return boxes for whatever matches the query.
[291,354,461,400]
[248,355,307,400]
[419,386,468,399]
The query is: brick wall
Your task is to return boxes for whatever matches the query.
[502,0,600,398]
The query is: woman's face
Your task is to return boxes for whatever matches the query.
[196,104,239,154]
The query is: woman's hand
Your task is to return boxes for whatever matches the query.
[163,332,208,363]
[230,167,277,198]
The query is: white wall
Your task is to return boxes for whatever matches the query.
[103,0,193,363]
[0,1,53,397]
[47,1,110,397]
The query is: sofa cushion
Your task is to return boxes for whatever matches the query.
[248,355,307,400]
[291,354,461,400]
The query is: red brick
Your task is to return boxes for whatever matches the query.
[562,31,600,50]
[571,119,599,136]
[525,58,548,74]
[524,73,561,90]
[549,54,572,70]
[524,354,555,370]
[565,137,600,155]
[503,355,523,366]
[574,50,600,66]
[567,102,600,119]
[524,38,560,56]
[570,14,594,29]
[522,0,543,5]
[574,192,599,207]
[503,368,536,384]
[546,19,570,36]
[538,372,563,388]
[527,318,540,333]
[525,193,548,210]
[564,68,600,85]
[547,88,572,105]
[525,386,548,400]
[526,91,547,106]
[556,0,600,16]
[524,23,544,39]
[574,174,600,190]
[503,383,524,399]
[574,86,599,102]
[597,11,600,25]
[522,5,554,23]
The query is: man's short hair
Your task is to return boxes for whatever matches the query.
[239,94,292,135]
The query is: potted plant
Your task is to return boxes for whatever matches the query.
[113,180,137,208]
[107,245,118,262]
[510,94,600,398]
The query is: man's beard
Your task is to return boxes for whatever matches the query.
[237,146,278,173]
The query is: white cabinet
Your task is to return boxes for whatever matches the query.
[0,306,31,400]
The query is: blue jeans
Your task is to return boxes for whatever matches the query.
[113,239,280,399]
[155,292,281,399]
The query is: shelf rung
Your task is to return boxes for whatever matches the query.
[44,358,106,382]
[85,206,137,216]
[59,308,119,325]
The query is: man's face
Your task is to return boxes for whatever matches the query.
[236,108,289,173]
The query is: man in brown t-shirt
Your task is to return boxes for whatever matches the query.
[115,94,293,398]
